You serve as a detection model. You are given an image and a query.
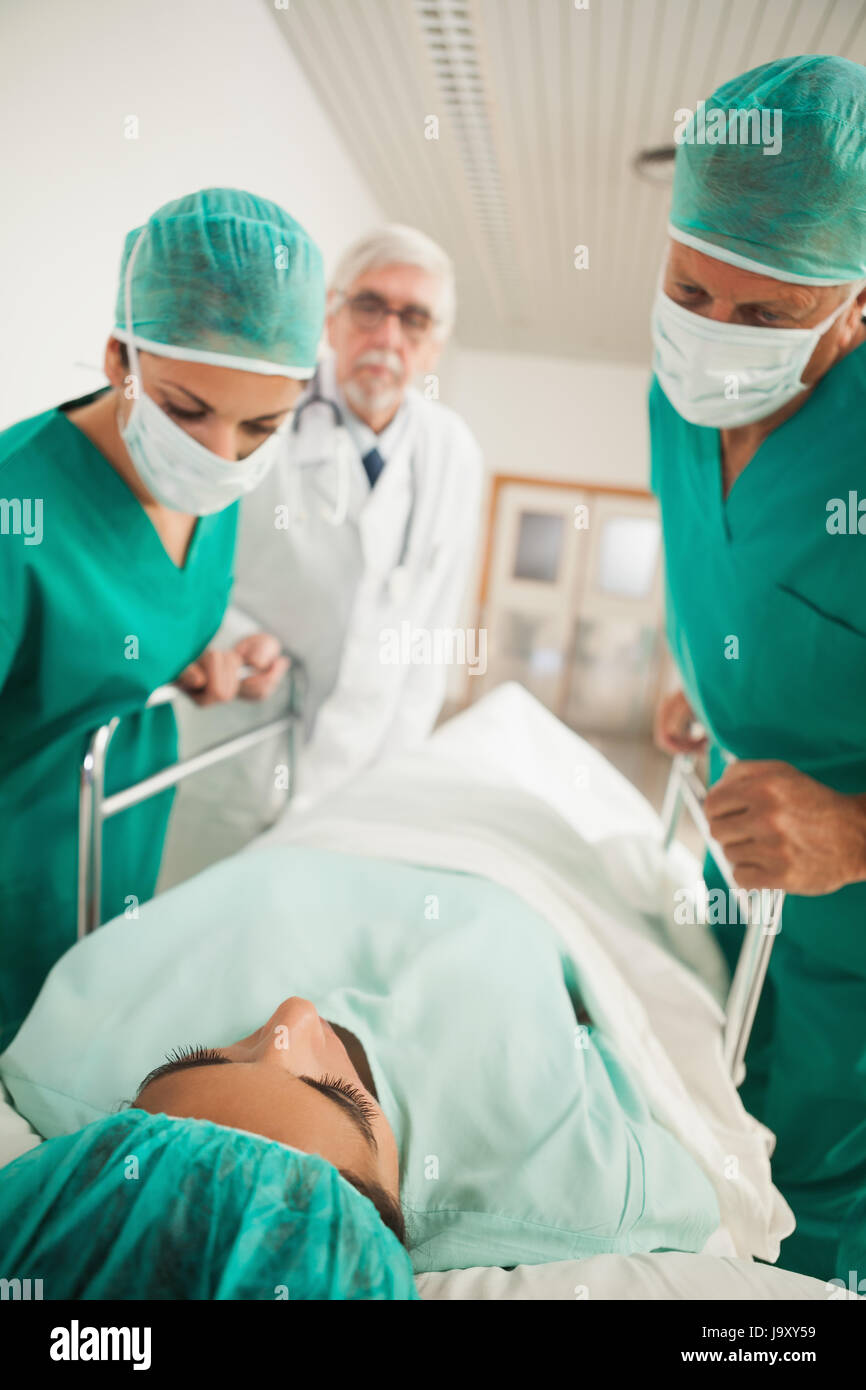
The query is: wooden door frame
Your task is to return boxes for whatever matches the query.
[466,474,663,723]
[476,474,654,613]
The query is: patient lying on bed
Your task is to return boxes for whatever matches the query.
[1,844,722,1273]
[133,987,597,1250]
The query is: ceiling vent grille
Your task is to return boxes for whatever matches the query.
[413,0,518,287]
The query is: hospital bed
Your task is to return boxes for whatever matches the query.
[660,754,783,1082]
[76,670,778,1081]
[76,659,306,937]
[0,680,847,1300]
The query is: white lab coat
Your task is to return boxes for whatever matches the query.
[159,353,483,883]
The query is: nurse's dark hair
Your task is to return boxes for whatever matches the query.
[339,1169,408,1248]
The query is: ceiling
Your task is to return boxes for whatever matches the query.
[271,0,866,365]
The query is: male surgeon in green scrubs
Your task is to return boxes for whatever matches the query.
[0,189,324,1049]
[650,55,866,1280]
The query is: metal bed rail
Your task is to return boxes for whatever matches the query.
[77,660,304,940]
[660,752,784,1083]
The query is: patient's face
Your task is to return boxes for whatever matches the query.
[134,997,399,1201]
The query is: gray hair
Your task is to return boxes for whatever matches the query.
[328,224,456,341]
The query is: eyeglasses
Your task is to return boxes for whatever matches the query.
[337,291,438,343]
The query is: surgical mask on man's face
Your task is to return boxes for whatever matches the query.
[651,282,861,428]
[119,384,291,516]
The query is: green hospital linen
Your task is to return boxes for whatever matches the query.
[0,392,237,1048]
[0,845,721,1274]
[649,339,866,1279]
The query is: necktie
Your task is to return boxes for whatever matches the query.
[361,446,386,489]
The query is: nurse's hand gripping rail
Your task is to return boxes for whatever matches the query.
[660,752,784,1083]
[77,658,305,940]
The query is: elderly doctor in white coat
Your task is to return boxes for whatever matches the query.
[161,224,483,873]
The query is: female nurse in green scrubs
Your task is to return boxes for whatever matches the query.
[0,188,324,1048]
[649,56,866,1280]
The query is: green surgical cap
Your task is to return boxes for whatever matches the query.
[113,187,325,376]
[0,1110,418,1300]
[670,55,866,284]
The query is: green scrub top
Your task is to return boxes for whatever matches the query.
[649,339,866,1279]
[0,391,238,1049]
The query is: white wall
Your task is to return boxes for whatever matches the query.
[440,347,652,491]
[1,0,657,705]
[0,0,652,488]
[0,0,384,426]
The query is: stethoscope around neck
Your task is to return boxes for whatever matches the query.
[289,367,419,606]
[290,377,353,527]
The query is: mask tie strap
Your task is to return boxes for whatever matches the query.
[122,225,150,407]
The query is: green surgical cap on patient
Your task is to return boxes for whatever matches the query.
[0,1111,418,1300]
[113,187,325,376]
[670,55,866,284]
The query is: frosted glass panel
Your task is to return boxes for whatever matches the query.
[474,609,563,711]
[596,516,660,599]
[513,511,565,583]
[563,617,660,736]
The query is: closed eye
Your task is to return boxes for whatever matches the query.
[163,403,207,422]
[162,402,280,436]
[136,1045,378,1152]
[301,1072,379,1133]
[138,1043,227,1090]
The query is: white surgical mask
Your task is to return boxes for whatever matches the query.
[120,380,291,516]
[118,224,292,515]
[651,283,861,428]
